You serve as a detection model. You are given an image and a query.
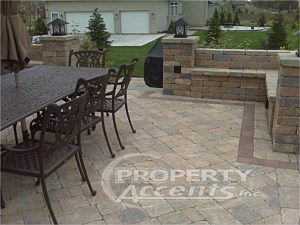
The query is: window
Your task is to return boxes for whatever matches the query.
[51,12,59,21]
[170,2,179,16]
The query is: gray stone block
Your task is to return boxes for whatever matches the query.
[213,54,232,61]
[227,88,246,95]
[180,73,191,79]
[279,97,300,107]
[117,208,149,224]
[281,77,299,87]
[163,89,174,95]
[274,134,299,144]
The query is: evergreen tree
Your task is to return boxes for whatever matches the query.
[220,9,225,25]
[267,13,287,49]
[35,17,47,35]
[87,8,112,50]
[258,13,266,27]
[213,8,219,21]
[206,11,221,44]
[233,12,240,25]
[226,12,232,23]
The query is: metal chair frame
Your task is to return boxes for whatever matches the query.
[102,58,138,149]
[1,83,97,224]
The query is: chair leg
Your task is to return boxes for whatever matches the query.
[125,102,136,133]
[78,151,97,196]
[75,154,86,182]
[112,112,125,150]
[40,176,58,225]
[13,123,19,145]
[101,112,115,158]
[1,190,5,209]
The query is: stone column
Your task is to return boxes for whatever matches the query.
[39,35,79,66]
[272,52,300,153]
[162,36,199,97]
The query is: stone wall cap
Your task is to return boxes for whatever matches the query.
[40,35,79,41]
[278,52,300,67]
[162,36,199,44]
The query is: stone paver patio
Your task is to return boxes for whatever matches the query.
[1,78,299,225]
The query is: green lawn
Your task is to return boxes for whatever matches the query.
[194,25,298,50]
[106,41,156,77]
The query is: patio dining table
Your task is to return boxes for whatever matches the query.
[1,65,109,131]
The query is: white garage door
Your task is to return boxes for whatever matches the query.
[65,12,115,34]
[121,11,149,34]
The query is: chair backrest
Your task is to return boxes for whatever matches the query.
[72,69,115,116]
[69,49,106,68]
[39,83,91,157]
[112,58,138,99]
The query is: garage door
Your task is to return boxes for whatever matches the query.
[65,12,115,34]
[121,11,149,34]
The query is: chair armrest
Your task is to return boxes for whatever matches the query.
[1,143,39,153]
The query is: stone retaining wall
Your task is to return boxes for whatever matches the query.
[39,35,79,66]
[272,53,299,153]
[191,68,266,101]
[28,44,43,60]
[195,49,290,70]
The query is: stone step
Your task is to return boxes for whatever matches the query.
[191,67,266,78]
[265,70,279,103]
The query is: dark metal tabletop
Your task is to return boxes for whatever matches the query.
[1,65,109,131]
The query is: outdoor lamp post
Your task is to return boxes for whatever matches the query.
[174,18,188,38]
[293,30,300,57]
[47,18,68,36]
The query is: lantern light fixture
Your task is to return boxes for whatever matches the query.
[173,18,188,38]
[47,18,68,36]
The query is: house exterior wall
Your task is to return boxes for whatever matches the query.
[45,0,209,33]
[45,0,169,34]
[182,0,208,26]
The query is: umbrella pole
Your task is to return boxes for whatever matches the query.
[14,72,29,141]
[14,72,20,88]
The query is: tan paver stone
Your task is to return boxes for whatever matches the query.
[182,207,205,222]
[281,208,300,225]
[196,201,242,225]
[1,193,44,216]
[59,195,90,212]
[22,207,51,224]
[103,212,122,224]
[238,174,277,190]
[250,213,282,225]
[97,201,127,216]
[187,157,210,168]
[56,205,102,224]
[135,218,161,224]
[158,211,191,224]
[1,212,24,224]
[140,199,174,218]
[228,204,263,224]
[279,186,300,209]
[276,168,300,188]
[85,220,106,225]
[117,207,149,224]
[166,199,195,210]
[48,188,71,201]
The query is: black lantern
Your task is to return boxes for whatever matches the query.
[47,18,68,36]
[174,18,188,38]
[293,30,300,57]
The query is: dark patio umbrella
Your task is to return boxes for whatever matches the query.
[1,0,31,138]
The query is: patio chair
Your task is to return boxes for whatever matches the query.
[102,58,138,149]
[1,83,96,225]
[30,71,116,158]
[69,49,107,68]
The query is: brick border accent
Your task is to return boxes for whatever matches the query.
[138,91,299,170]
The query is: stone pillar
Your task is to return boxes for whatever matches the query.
[272,52,300,153]
[162,36,199,97]
[39,35,79,66]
